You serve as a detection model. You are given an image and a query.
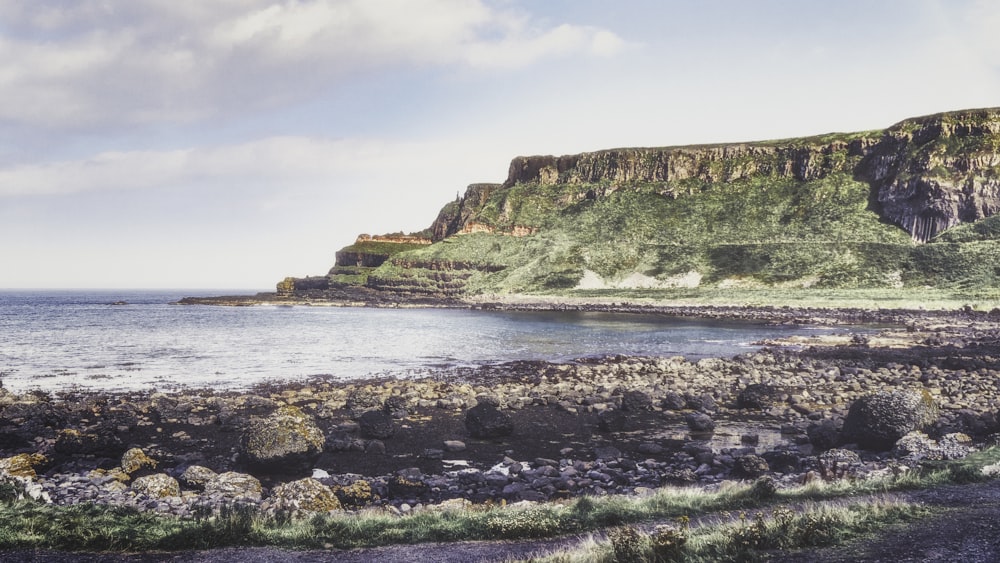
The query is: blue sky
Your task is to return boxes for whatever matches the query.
[1,0,998,289]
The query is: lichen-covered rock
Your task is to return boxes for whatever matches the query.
[733,454,770,478]
[843,390,938,450]
[893,431,973,461]
[239,405,325,473]
[332,479,377,508]
[131,473,180,498]
[120,448,157,475]
[817,448,862,479]
[0,453,47,478]
[465,403,513,438]
[262,477,341,514]
[345,389,382,420]
[204,471,263,501]
[179,465,218,490]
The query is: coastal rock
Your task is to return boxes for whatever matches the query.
[204,471,263,501]
[685,412,715,433]
[464,403,513,439]
[262,478,341,514]
[893,431,973,461]
[131,473,180,498]
[621,390,653,412]
[737,384,783,410]
[358,410,396,439]
[817,448,863,479]
[807,420,841,451]
[54,428,124,458]
[345,390,383,420]
[120,448,157,475]
[0,453,47,478]
[733,454,770,478]
[179,465,217,490]
[238,405,325,473]
[843,390,938,450]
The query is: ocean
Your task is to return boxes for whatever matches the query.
[0,290,846,392]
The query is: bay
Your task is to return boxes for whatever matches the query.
[0,290,848,392]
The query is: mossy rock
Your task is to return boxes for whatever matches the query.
[0,453,47,478]
[843,390,938,450]
[131,473,180,498]
[120,448,157,475]
[238,405,325,474]
[263,478,341,514]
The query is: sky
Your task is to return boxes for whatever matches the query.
[1,0,998,290]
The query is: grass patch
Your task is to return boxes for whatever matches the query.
[2,449,998,553]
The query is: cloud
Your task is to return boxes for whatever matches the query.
[0,0,627,130]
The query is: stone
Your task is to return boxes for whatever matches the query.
[262,478,341,514]
[204,471,263,501]
[737,384,783,410]
[621,390,653,412]
[358,410,395,439]
[464,403,513,439]
[238,405,325,473]
[383,396,409,419]
[345,389,382,420]
[893,431,973,461]
[120,448,157,475]
[685,412,715,433]
[817,448,862,479]
[179,465,217,490]
[54,428,124,457]
[0,453,47,478]
[807,420,841,451]
[597,409,627,432]
[443,440,467,452]
[661,392,687,411]
[733,454,770,478]
[131,473,180,498]
[843,390,938,450]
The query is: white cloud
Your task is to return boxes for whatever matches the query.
[0,0,627,130]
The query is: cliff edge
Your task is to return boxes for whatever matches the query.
[280,107,1000,300]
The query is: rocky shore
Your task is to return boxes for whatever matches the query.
[3,307,1000,521]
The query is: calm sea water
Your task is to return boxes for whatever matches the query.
[0,290,848,392]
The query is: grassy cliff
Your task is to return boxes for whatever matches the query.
[290,107,1000,300]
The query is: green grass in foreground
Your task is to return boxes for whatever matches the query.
[1,448,998,554]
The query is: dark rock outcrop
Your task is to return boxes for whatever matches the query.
[842,390,938,450]
[464,403,514,439]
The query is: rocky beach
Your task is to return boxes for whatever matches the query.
[3,303,999,528]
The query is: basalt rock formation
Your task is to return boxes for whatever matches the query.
[280,107,1000,300]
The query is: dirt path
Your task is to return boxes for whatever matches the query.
[8,480,1000,562]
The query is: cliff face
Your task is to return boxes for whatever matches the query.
[432,108,1000,244]
[858,108,1000,242]
[284,107,1000,298]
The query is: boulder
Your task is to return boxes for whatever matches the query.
[843,390,938,450]
[131,473,180,498]
[358,410,395,439]
[737,384,783,410]
[238,405,325,473]
[597,409,627,432]
[817,448,862,479]
[465,403,513,439]
[685,412,715,433]
[733,454,770,478]
[179,465,218,490]
[54,428,124,458]
[893,431,973,461]
[345,389,382,420]
[621,390,653,412]
[0,453,47,478]
[661,392,687,411]
[807,420,841,451]
[262,477,341,514]
[120,448,157,475]
[204,471,263,501]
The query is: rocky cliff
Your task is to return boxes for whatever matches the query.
[283,107,1000,299]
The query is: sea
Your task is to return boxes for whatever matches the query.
[0,290,852,393]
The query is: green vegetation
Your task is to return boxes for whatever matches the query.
[1,449,998,554]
